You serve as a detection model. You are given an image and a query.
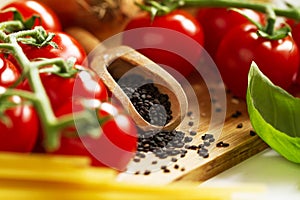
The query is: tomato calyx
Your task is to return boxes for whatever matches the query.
[0,8,40,32]
[16,26,57,48]
[136,0,184,20]
[0,23,57,48]
[228,7,291,40]
[259,6,291,40]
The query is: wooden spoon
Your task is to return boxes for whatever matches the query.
[66,27,188,131]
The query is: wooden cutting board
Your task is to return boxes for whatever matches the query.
[117,71,269,185]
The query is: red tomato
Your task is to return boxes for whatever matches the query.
[215,24,299,98]
[0,0,61,31]
[52,100,137,170]
[0,55,20,87]
[20,32,86,65]
[196,8,264,58]
[285,19,300,84]
[23,66,108,111]
[0,89,39,152]
[123,10,204,78]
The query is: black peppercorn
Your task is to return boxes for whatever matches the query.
[117,74,173,126]
[236,123,243,129]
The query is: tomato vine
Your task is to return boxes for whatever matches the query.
[141,0,300,20]
[0,24,97,151]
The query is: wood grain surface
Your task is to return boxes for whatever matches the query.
[117,72,269,185]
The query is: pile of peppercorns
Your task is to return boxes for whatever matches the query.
[118,74,172,126]
[116,73,244,175]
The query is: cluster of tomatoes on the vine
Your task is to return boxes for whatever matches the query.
[123,6,300,99]
[0,0,137,170]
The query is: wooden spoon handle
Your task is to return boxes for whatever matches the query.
[65,27,101,54]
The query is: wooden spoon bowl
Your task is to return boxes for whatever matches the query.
[90,45,188,131]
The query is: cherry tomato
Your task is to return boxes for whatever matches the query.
[0,88,39,152]
[0,0,61,31]
[20,32,86,65]
[196,8,264,58]
[52,100,137,170]
[23,66,108,111]
[215,24,299,98]
[123,10,204,78]
[0,55,20,87]
[285,19,300,84]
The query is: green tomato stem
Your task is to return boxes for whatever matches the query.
[7,36,61,150]
[0,20,24,30]
[0,43,14,51]
[265,6,276,36]
[0,88,38,101]
[181,0,300,20]
[52,111,98,136]
[0,29,75,151]
[31,58,69,71]
[11,26,45,41]
[28,67,60,150]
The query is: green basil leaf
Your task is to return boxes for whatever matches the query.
[246,62,300,163]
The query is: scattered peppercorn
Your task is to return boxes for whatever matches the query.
[144,170,151,175]
[216,141,230,147]
[188,121,194,126]
[189,130,197,136]
[187,111,193,117]
[189,145,198,150]
[161,165,167,170]
[136,152,146,158]
[204,141,210,147]
[231,110,242,118]
[184,136,193,143]
[216,142,222,147]
[201,134,213,140]
[223,143,230,147]
[250,130,256,136]
[236,123,243,129]
[152,161,158,165]
[209,138,215,143]
[215,107,222,112]
[180,149,187,158]
[199,151,209,158]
